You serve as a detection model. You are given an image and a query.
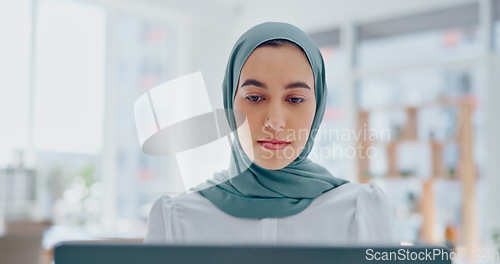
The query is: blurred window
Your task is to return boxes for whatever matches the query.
[357,3,481,68]
[112,14,179,220]
[0,0,31,167]
[34,0,106,153]
[33,0,105,227]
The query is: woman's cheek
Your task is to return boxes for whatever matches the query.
[236,118,255,161]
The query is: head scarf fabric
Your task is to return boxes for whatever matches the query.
[197,22,348,218]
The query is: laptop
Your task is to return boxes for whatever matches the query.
[54,243,453,264]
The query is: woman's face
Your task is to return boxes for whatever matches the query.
[234,44,316,170]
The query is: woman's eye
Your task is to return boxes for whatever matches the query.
[246,96,264,102]
[287,97,305,104]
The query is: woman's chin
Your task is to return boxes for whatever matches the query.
[253,157,293,170]
[241,145,299,170]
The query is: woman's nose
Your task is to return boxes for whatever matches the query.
[264,102,286,131]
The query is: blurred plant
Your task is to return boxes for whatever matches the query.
[46,163,103,229]
[493,229,500,255]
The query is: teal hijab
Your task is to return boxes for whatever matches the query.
[197,22,348,218]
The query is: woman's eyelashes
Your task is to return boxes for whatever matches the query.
[244,95,306,104]
[286,97,305,104]
[245,95,265,102]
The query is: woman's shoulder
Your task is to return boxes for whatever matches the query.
[314,181,394,220]
[150,191,218,215]
[355,182,398,244]
[319,181,389,202]
[152,191,209,205]
[345,181,393,214]
[316,181,398,244]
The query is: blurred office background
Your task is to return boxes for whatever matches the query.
[1,0,500,263]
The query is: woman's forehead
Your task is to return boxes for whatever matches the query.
[237,45,314,87]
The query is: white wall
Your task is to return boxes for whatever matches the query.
[182,19,237,110]
[232,0,476,34]
[136,0,241,109]
[172,0,480,107]
[119,0,477,108]
[86,0,239,109]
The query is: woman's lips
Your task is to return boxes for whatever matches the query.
[257,138,291,150]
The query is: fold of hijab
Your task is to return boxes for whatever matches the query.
[197,22,349,219]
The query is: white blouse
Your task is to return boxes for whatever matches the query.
[144,182,399,245]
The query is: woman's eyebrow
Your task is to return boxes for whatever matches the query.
[240,79,267,89]
[240,79,311,90]
[285,82,311,90]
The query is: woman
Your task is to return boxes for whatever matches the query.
[144,22,398,245]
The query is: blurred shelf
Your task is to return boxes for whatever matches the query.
[356,95,479,247]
